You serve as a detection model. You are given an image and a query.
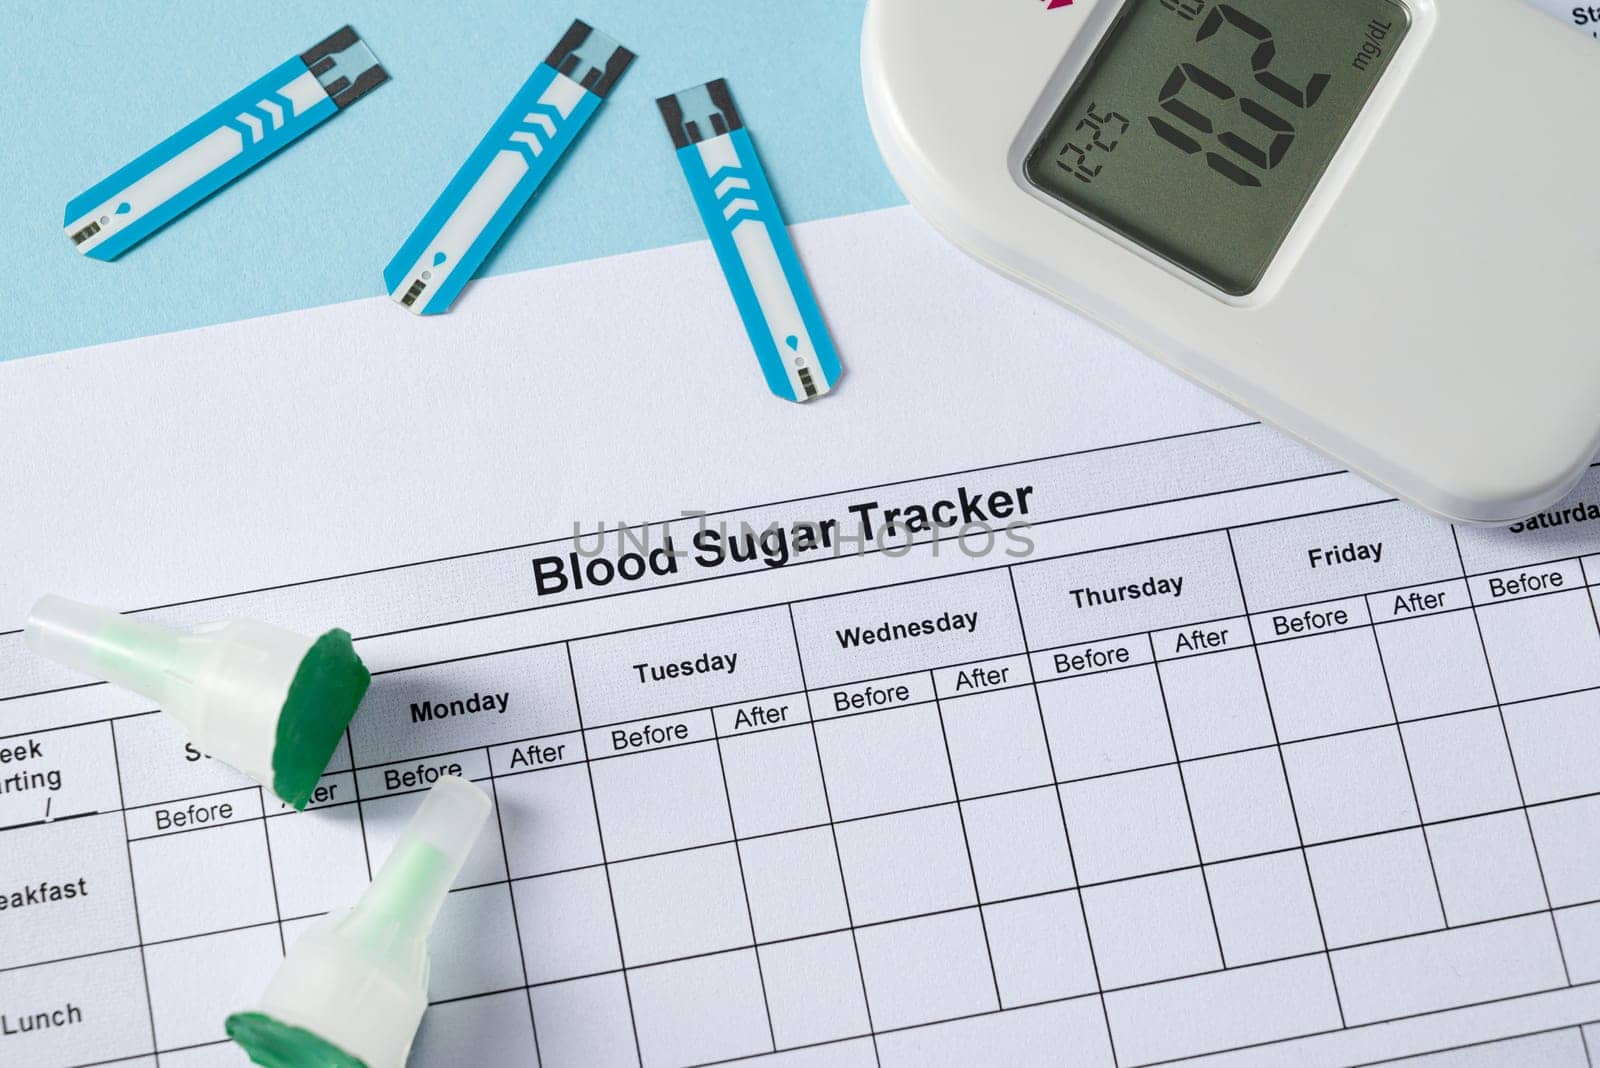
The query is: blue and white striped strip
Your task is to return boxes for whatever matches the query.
[659,80,842,403]
[383,20,633,315]
[64,27,386,261]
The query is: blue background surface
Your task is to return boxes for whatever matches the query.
[2,2,902,361]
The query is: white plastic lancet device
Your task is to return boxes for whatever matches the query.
[862,0,1600,524]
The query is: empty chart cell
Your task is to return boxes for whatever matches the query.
[264,802,371,920]
[1059,765,1198,884]
[1081,868,1222,988]
[982,890,1099,1006]
[854,909,999,1031]
[1528,795,1600,907]
[1105,955,1342,1066]
[1556,902,1600,984]
[1504,691,1600,804]
[1378,1030,1591,1067]
[1183,748,1300,862]
[718,723,832,837]
[740,826,851,942]
[513,866,622,985]
[128,820,279,943]
[1037,667,1176,780]
[531,972,638,1068]
[750,1041,878,1068]
[409,991,541,1068]
[493,762,604,878]
[1426,811,1549,925]
[1257,629,1392,741]
[834,804,976,925]
[1332,914,1568,1025]
[1401,710,1524,823]
[143,924,282,1051]
[759,931,871,1048]
[1473,589,1600,704]
[588,742,734,860]
[876,998,1115,1068]
[939,686,1054,797]
[812,702,954,820]
[629,949,773,1068]
[1307,829,1444,948]
[1374,610,1497,721]
[1207,851,1327,966]
[1283,728,1418,844]
[1157,647,1277,760]
[961,786,1075,902]
[609,844,753,966]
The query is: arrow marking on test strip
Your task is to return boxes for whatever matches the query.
[508,131,549,156]
[524,110,558,138]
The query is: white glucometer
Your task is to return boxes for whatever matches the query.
[862,0,1600,523]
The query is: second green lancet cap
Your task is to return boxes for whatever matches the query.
[23,596,371,809]
[227,776,492,1068]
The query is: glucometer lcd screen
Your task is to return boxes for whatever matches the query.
[1024,0,1409,296]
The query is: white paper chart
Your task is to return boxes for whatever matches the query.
[5,417,1600,1068]
[4,9,1599,1052]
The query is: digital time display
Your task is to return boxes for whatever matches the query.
[1025,0,1410,295]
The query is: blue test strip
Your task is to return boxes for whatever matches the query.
[64,27,387,261]
[658,79,842,403]
[384,20,633,315]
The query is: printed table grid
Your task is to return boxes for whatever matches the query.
[6,463,1600,1065]
[1450,526,1576,987]
[782,605,883,1065]
[1214,530,1340,1022]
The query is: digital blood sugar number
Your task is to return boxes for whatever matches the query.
[1145,5,1326,189]
[1026,0,1409,295]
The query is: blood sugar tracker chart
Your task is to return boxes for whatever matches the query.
[5,421,1600,1068]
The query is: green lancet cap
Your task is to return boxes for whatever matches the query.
[23,596,370,810]
[227,778,491,1068]
[226,1012,369,1068]
[273,630,371,809]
